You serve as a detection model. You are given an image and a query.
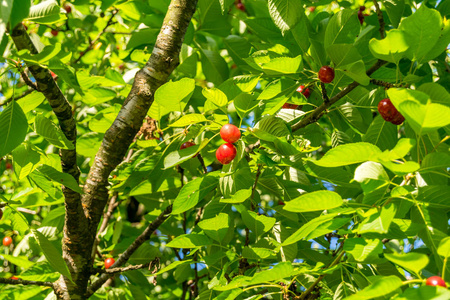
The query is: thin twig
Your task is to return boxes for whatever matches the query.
[370,79,397,88]
[73,9,118,64]
[320,82,329,103]
[86,205,173,297]
[372,0,385,38]
[18,68,37,91]
[1,89,34,106]
[291,59,387,132]
[91,193,119,261]
[94,262,152,274]
[0,277,54,287]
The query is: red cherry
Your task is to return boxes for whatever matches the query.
[216,143,237,165]
[308,7,316,12]
[278,201,285,205]
[282,103,298,109]
[118,64,125,70]
[64,4,72,13]
[11,276,18,280]
[3,236,13,247]
[318,66,335,83]
[359,6,366,11]
[104,258,115,269]
[297,85,311,98]
[220,124,241,143]
[426,276,446,288]
[377,98,403,123]
[236,3,245,11]
[390,112,405,125]
[51,29,58,37]
[180,141,198,157]
[5,162,12,170]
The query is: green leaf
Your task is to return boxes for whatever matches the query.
[345,275,402,299]
[369,30,409,64]
[385,252,429,275]
[10,207,30,236]
[18,44,63,65]
[12,142,43,180]
[384,0,405,28]
[32,229,72,281]
[169,114,207,127]
[393,286,450,300]
[284,191,343,212]
[200,49,229,85]
[166,233,212,248]
[399,5,442,62]
[198,213,230,242]
[10,0,31,30]
[164,138,210,169]
[267,0,303,35]
[220,188,252,203]
[236,206,276,238]
[261,55,303,75]
[343,238,383,262]
[35,114,74,150]
[37,165,83,194]
[172,175,218,214]
[0,100,28,157]
[252,115,290,141]
[385,138,416,161]
[313,143,382,167]
[156,259,193,275]
[234,93,259,119]
[324,9,359,51]
[437,237,450,258]
[16,91,45,114]
[154,78,195,114]
[2,255,35,269]
[380,161,420,175]
[203,88,228,108]
[0,0,13,45]
[357,204,396,234]
[27,0,67,24]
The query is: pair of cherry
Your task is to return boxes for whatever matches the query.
[180,124,241,165]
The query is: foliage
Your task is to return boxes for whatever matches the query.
[0,0,450,299]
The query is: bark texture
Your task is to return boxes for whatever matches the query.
[11,24,89,299]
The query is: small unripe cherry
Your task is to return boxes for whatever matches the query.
[3,236,13,247]
[297,85,311,98]
[216,143,237,165]
[308,7,316,12]
[318,66,335,83]
[282,103,298,109]
[426,276,446,288]
[104,257,115,269]
[220,124,241,143]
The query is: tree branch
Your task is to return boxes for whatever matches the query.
[85,204,173,297]
[372,0,385,39]
[291,59,387,132]
[320,82,329,103]
[10,23,88,297]
[0,89,34,106]
[81,2,198,287]
[0,277,54,287]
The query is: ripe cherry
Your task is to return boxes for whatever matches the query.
[51,29,58,37]
[282,103,298,109]
[3,236,13,247]
[216,143,237,165]
[426,276,446,288]
[5,162,12,170]
[104,257,115,269]
[180,141,198,157]
[64,4,72,13]
[390,112,405,125]
[11,276,18,280]
[359,6,366,11]
[220,124,241,143]
[297,85,311,98]
[236,3,245,11]
[318,66,335,83]
[308,7,316,12]
[377,98,403,123]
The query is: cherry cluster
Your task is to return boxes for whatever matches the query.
[377,98,405,125]
[216,124,241,165]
